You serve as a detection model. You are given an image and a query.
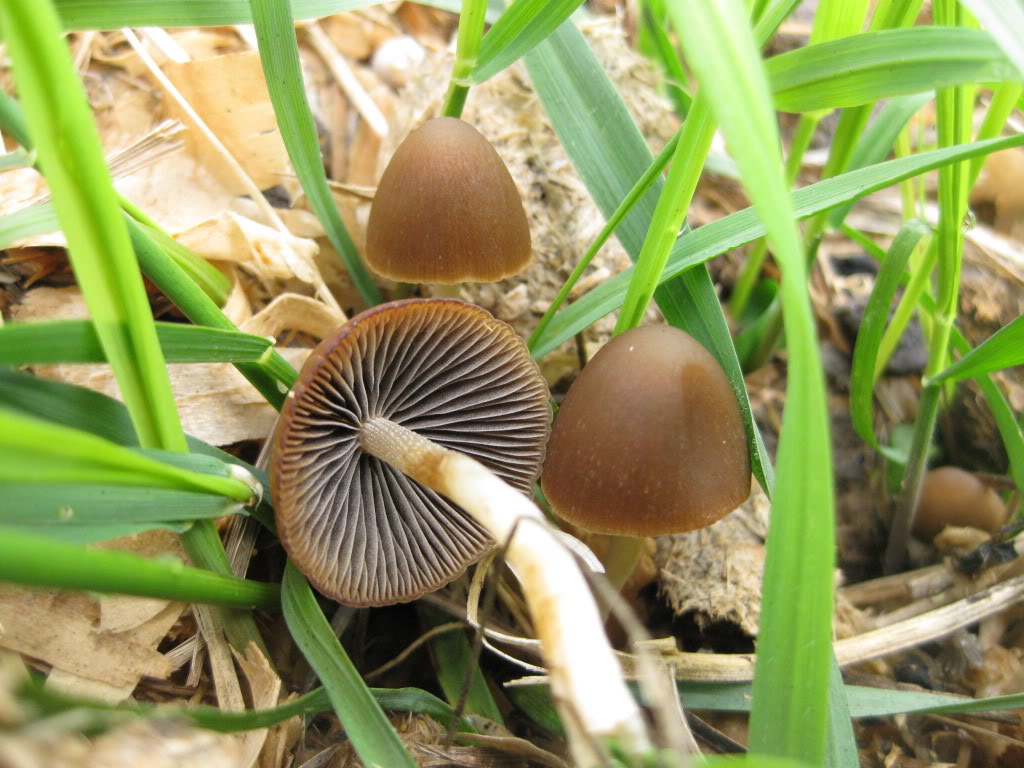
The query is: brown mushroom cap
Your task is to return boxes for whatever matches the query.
[541,325,751,537]
[365,117,532,284]
[272,298,550,607]
[914,466,1007,541]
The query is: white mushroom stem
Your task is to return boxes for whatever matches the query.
[359,417,650,763]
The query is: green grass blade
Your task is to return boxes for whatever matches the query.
[419,604,504,725]
[0,0,185,452]
[767,27,1013,112]
[0,528,278,609]
[24,679,470,733]
[470,0,585,84]
[6,522,193,545]
[524,20,776,498]
[248,0,381,308]
[53,0,380,29]
[527,129,680,352]
[636,0,692,117]
[849,220,930,451]
[928,314,1024,384]
[2,484,240,524]
[825,653,857,768]
[960,0,1024,78]
[0,320,272,365]
[825,92,932,229]
[125,217,296,407]
[0,409,254,501]
[948,328,1024,494]
[0,204,60,247]
[668,1,834,762]
[281,562,418,768]
[531,132,1024,359]
[614,96,715,334]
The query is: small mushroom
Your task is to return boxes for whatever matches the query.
[914,466,1007,541]
[365,117,531,284]
[272,298,648,759]
[541,324,751,587]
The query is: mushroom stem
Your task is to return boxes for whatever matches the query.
[602,535,648,592]
[358,417,650,761]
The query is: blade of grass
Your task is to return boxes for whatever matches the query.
[927,313,1024,384]
[419,604,504,725]
[530,132,1024,359]
[469,0,585,84]
[636,0,691,117]
[669,1,834,763]
[849,220,931,451]
[825,92,933,230]
[960,0,1024,78]
[767,27,1013,113]
[23,679,472,734]
[524,20,776,498]
[7,522,192,545]
[248,0,381,308]
[614,97,715,334]
[282,562,418,768]
[527,128,680,352]
[886,0,976,575]
[0,528,278,609]
[441,0,489,117]
[0,409,255,501]
[825,653,857,768]
[0,320,273,365]
[0,0,185,452]
[2,484,242,525]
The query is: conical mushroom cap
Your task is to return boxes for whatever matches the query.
[272,298,550,607]
[365,117,532,284]
[541,325,751,537]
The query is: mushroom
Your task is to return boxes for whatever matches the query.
[541,324,752,588]
[365,117,531,285]
[271,298,648,762]
[914,466,1007,541]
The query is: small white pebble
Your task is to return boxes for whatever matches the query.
[372,36,426,89]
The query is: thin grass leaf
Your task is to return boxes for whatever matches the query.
[636,0,691,117]
[0,527,278,608]
[124,217,296,407]
[0,149,33,172]
[52,0,487,29]
[524,20,776,498]
[7,521,192,544]
[0,204,59,247]
[929,313,1024,384]
[470,0,585,84]
[2,484,240,524]
[960,0,1024,79]
[248,0,381,308]
[0,320,272,365]
[767,27,1014,112]
[668,1,834,762]
[513,679,1024,726]
[23,679,471,734]
[531,132,1024,359]
[281,562,418,768]
[419,604,504,725]
[849,220,930,451]
[826,92,933,229]
[825,653,858,768]
[0,409,255,502]
[0,0,185,452]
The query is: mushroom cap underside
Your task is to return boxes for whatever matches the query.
[272,298,550,607]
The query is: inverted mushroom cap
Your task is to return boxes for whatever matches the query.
[271,298,550,607]
[365,117,532,284]
[914,466,1007,540]
[541,325,750,537]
